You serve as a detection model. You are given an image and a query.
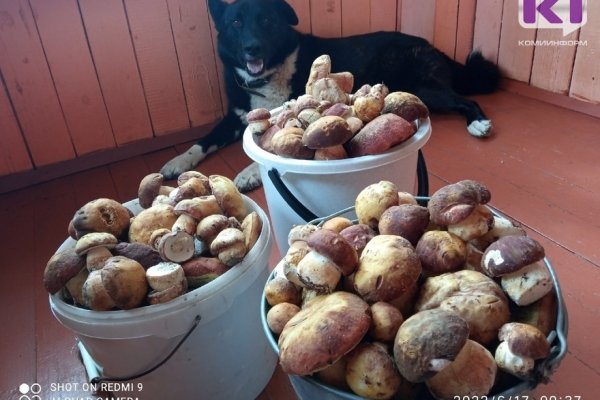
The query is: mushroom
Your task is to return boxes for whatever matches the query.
[282,240,310,287]
[181,256,230,289]
[446,204,494,241]
[470,215,527,251]
[511,291,558,336]
[321,216,353,234]
[428,180,491,227]
[176,170,211,192]
[311,77,350,104]
[75,232,119,271]
[415,231,467,276]
[171,213,197,236]
[352,83,388,122]
[147,279,187,305]
[295,228,359,293]
[494,322,551,379]
[157,230,195,263]
[266,302,301,335]
[346,114,416,157]
[246,108,272,135]
[271,127,315,159]
[355,181,400,229]
[209,227,247,266]
[369,301,404,343]
[345,342,402,399]
[128,204,179,245]
[112,242,163,269]
[146,262,185,291]
[209,175,247,222]
[316,357,350,391]
[241,211,262,251]
[278,291,371,376]
[64,267,89,306]
[195,214,236,248]
[354,235,422,303]
[294,95,321,127]
[99,256,148,309]
[378,204,430,246]
[382,91,429,122]
[175,195,223,221]
[482,235,553,306]
[70,198,131,239]
[426,339,497,399]
[264,276,301,306]
[415,269,511,345]
[339,223,377,256]
[43,248,86,295]
[138,173,175,209]
[82,270,116,311]
[305,54,332,95]
[393,308,470,383]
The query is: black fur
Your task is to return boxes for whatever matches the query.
[160,0,500,182]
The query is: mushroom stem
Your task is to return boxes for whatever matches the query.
[85,246,113,271]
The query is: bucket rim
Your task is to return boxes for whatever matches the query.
[50,195,271,327]
[243,118,431,175]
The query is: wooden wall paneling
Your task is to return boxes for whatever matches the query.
[309,0,342,38]
[472,0,504,63]
[454,0,476,62]
[167,0,224,127]
[341,0,370,36]
[0,80,32,177]
[396,0,402,31]
[207,4,228,115]
[29,0,116,156]
[399,0,435,43]
[79,0,153,145]
[286,0,312,33]
[497,0,536,82]
[530,29,579,95]
[0,0,75,167]
[570,1,600,103]
[125,0,190,136]
[369,0,397,33]
[433,0,458,58]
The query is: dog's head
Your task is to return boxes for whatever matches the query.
[209,0,299,78]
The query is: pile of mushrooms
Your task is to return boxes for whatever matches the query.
[43,171,262,311]
[264,179,557,399]
[247,54,429,160]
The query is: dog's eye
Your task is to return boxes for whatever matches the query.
[232,19,242,28]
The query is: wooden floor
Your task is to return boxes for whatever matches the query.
[1,90,598,399]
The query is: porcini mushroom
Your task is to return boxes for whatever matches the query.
[75,232,118,271]
[138,173,175,209]
[71,198,131,239]
[355,181,400,229]
[246,108,272,135]
[345,342,402,399]
[495,322,550,379]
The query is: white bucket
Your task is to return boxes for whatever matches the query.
[50,196,277,400]
[243,119,431,254]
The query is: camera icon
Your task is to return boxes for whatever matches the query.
[18,383,42,400]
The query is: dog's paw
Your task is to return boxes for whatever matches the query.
[467,119,493,138]
[234,163,263,193]
[159,145,205,179]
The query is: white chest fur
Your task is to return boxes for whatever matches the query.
[234,48,298,121]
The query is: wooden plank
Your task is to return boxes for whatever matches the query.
[530,29,579,95]
[396,0,402,31]
[108,156,153,202]
[455,0,476,62]
[0,0,75,167]
[570,0,600,103]
[167,0,224,127]
[0,80,32,176]
[125,0,190,135]
[79,0,153,145]
[29,0,116,156]
[472,0,504,63]
[286,0,312,33]
[497,0,536,82]
[399,0,435,42]
[310,0,342,38]
[341,0,370,36]
[370,0,397,32]
[433,0,459,58]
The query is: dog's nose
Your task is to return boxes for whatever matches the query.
[244,42,262,57]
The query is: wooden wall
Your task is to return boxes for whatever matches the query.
[1,0,598,184]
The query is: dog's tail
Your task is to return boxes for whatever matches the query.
[451,51,501,95]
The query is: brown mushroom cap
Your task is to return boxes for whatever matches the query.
[428,180,491,226]
[246,108,271,122]
[278,291,371,376]
[43,248,86,294]
[181,256,230,289]
[339,223,377,256]
[393,308,470,383]
[415,269,511,345]
[71,198,131,239]
[426,339,497,400]
[128,204,178,245]
[355,181,400,229]
[306,228,359,276]
[138,173,165,209]
[379,204,430,246]
[100,256,148,309]
[209,175,247,222]
[112,242,163,270]
[345,342,402,399]
[498,322,550,360]
[75,232,118,256]
[241,211,262,251]
[482,235,545,277]
[382,91,429,122]
[416,230,467,275]
[354,235,422,303]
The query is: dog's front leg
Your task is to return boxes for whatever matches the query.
[234,162,262,193]
[160,112,244,179]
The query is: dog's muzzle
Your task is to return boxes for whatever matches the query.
[245,58,264,76]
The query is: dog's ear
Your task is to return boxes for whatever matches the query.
[208,0,227,26]
[272,0,299,26]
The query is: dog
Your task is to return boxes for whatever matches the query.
[160,0,500,191]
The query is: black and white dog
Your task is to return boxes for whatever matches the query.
[160,0,500,191]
